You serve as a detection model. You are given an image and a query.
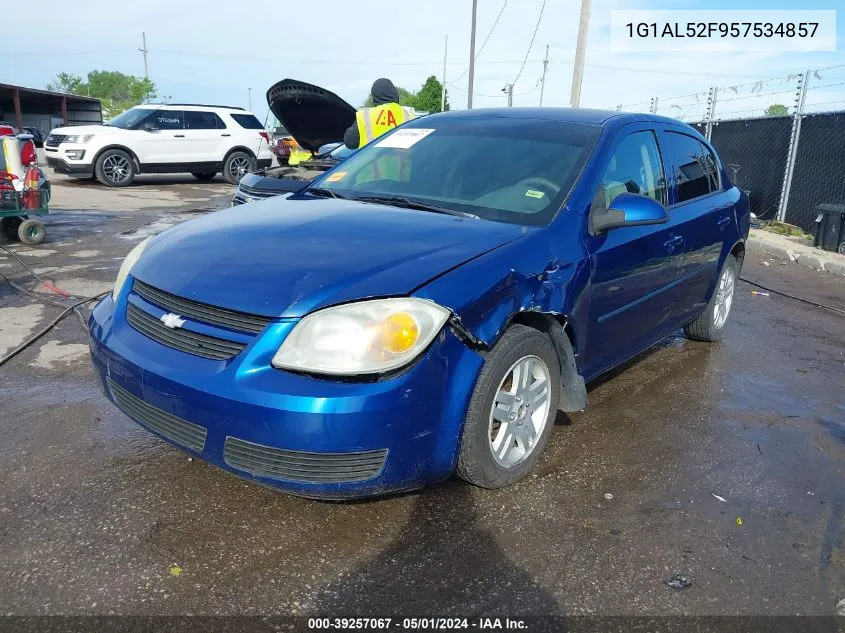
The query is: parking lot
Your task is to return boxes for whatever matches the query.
[1,174,844,617]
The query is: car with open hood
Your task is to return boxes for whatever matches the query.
[90,107,749,499]
[232,79,364,205]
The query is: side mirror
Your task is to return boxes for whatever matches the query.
[590,192,668,235]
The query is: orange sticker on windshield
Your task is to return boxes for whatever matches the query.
[326,171,347,182]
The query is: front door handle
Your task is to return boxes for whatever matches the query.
[221,133,231,137]
[174,134,185,138]
[717,216,732,230]
[663,235,683,251]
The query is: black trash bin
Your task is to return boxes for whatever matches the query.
[813,203,845,254]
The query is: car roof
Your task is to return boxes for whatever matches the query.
[137,104,253,114]
[426,107,688,129]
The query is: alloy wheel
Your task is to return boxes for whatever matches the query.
[102,155,131,185]
[229,156,251,181]
[713,265,735,329]
[488,355,552,468]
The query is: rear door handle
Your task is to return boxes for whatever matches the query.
[663,235,683,250]
[221,133,231,137]
[174,134,185,138]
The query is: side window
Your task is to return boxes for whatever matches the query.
[601,130,666,208]
[702,144,720,192]
[184,111,225,130]
[152,110,184,130]
[663,132,712,203]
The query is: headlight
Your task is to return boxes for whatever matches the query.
[112,237,151,301]
[272,298,451,375]
[65,134,95,144]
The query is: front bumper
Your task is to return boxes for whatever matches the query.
[88,292,483,499]
[44,147,93,177]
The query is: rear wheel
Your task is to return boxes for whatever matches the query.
[1,216,23,241]
[18,219,46,245]
[457,324,561,489]
[191,171,217,181]
[223,151,255,184]
[95,149,136,187]
[684,254,738,342]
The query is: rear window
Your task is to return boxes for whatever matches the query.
[185,111,226,130]
[230,113,263,129]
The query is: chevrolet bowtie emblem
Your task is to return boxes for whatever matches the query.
[160,313,186,329]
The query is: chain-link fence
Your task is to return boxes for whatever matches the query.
[608,64,845,233]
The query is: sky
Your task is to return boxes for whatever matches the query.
[1,0,843,123]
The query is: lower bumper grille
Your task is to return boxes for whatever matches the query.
[223,437,388,484]
[126,303,246,361]
[109,379,207,452]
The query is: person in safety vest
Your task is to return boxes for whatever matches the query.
[343,78,415,149]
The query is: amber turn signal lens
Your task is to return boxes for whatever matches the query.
[382,312,419,354]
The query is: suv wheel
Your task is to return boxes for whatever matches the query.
[684,254,738,342]
[191,171,217,181]
[457,324,561,489]
[95,149,136,187]
[223,151,255,184]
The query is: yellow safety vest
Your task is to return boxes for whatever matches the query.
[288,147,313,166]
[356,103,415,146]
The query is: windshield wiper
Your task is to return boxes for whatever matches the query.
[306,187,344,199]
[354,195,479,219]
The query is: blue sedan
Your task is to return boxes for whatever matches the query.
[89,108,749,499]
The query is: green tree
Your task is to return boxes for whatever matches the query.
[765,103,789,116]
[413,75,449,113]
[47,71,157,118]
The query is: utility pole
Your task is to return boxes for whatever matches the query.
[502,83,514,107]
[467,0,478,109]
[539,44,550,107]
[248,88,252,111]
[569,0,591,107]
[441,35,448,112]
[139,32,149,80]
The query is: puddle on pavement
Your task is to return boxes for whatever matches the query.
[118,212,207,240]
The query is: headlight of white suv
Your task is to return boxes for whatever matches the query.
[272,298,451,375]
[65,134,95,144]
[112,237,151,301]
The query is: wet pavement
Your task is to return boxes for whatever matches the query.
[0,185,843,616]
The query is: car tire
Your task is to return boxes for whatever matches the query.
[191,171,217,181]
[684,253,738,342]
[18,219,46,245]
[223,151,255,184]
[457,324,561,489]
[1,216,23,241]
[94,149,136,187]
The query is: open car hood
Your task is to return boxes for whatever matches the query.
[267,79,357,152]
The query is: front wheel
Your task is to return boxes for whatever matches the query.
[94,149,136,187]
[457,324,561,489]
[18,219,46,245]
[223,151,255,184]
[684,254,738,342]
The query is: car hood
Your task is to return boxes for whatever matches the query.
[266,79,357,152]
[132,199,526,318]
[48,124,117,136]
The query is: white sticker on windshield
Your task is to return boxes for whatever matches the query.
[375,128,435,149]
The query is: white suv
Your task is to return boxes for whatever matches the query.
[44,104,273,187]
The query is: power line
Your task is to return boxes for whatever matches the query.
[512,0,546,86]
[453,0,508,83]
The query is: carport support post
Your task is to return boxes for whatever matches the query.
[12,89,23,130]
[777,70,810,223]
[61,96,69,125]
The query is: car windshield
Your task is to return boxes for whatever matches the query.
[107,107,154,129]
[314,115,600,226]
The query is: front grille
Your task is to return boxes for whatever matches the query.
[45,134,66,147]
[224,437,388,484]
[126,303,246,360]
[236,184,281,201]
[109,379,207,452]
[133,280,271,334]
